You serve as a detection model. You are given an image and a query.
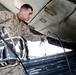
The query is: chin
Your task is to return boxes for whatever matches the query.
[26,19,29,21]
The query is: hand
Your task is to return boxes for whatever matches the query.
[40,35,47,40]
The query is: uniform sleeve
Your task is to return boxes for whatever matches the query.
[32,34,42,41]
[25,33,41,41]
[21,24,41,41]
[0,11,13,24]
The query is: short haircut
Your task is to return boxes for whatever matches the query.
[21,4,33,11]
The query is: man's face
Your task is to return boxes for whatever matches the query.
[21,8,33,21]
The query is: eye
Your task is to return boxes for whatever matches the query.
[29,13,32,15]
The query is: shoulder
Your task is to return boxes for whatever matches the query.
[0,10,12,14]
[0,10,15,17]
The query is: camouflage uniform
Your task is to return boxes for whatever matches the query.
[0,10,41,41]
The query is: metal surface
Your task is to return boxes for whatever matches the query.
[23,51,76,75]
[0,0,76,43]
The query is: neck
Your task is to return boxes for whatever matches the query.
[17,13,22,22]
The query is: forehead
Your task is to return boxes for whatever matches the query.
[28,8,33,13]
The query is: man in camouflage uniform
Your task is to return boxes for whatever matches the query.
[0,4,46,60]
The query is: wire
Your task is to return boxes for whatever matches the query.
[47,32,72,75]
[2,26,15,47]
[0,36,29,75]
[44,40,48,56]
[39,38,44,46]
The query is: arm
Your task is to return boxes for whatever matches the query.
[0,11,13,24]
[23,31,47,41]
[20,22,47,41]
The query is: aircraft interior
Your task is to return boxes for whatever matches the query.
[0,0,76,75]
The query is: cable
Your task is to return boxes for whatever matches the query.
[39,38,47,56]
[44,40,48,56]
[1,27,29,75]
[21,36,29,60]
[2,26,15,47]
[47,31,72,75]
[39,38,44,46]
[0,36,29,75]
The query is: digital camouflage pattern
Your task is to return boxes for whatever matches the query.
[0,11,41,41]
